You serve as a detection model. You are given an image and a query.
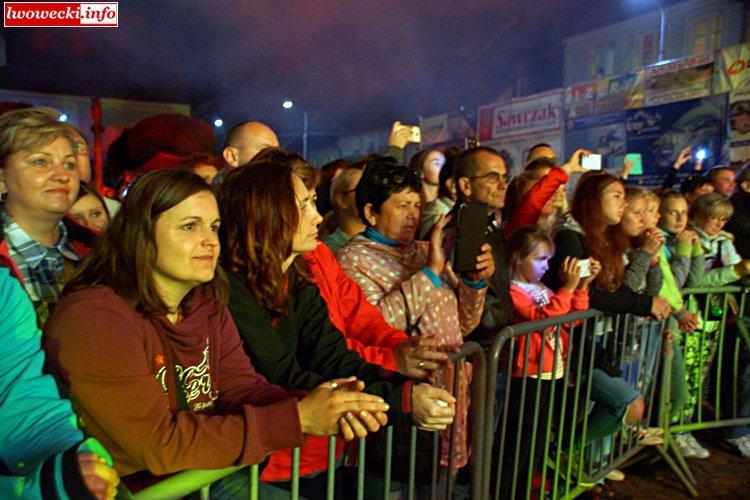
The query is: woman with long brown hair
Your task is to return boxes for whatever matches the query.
[543,171,671,445]
[219,152,456,496]
[43,169,388,493]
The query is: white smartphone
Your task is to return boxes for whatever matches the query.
[578,259,591,278]
[581,154,602,170]
[408,126,421,144]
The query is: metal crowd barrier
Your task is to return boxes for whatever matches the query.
[124,287,750,499]
[484,309,665,499]
[657,286,750,497]
[132,341,486,500]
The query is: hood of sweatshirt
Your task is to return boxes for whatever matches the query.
[553,212,585,237]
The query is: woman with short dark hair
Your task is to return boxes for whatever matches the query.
[338,159,494,472]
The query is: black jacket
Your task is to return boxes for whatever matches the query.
[441,209,514,351]
[544,227,653,316]
[227,269,411,425]
[726,192,750,260]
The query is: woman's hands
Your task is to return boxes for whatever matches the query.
[411,383,456,432]
[297,377,390,441]
[427,215,449,276]
[394,334,456,379]
[78,453,119,500]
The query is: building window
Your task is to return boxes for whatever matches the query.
[688,15,722,55]
[593,42,615,78]
[641,31,659,66]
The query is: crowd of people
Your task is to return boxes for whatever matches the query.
[1,105,749,499]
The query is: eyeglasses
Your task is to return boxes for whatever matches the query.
[468,171,508,184]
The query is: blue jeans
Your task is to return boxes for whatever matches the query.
[585,368,641,444]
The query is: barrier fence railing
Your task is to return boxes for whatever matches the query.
[483,309,666,499]
[124,286,750,499]
[131,341,486,500]
[657,286,750,496]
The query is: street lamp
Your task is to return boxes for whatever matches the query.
[282,100,308,158]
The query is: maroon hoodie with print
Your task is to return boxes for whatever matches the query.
[44,285,304,491]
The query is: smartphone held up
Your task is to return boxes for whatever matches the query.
[580,153,602,170]
[453,202,488,273]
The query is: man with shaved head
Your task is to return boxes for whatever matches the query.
[222,121,280,168]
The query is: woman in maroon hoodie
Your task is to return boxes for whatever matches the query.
[44,170,389,492]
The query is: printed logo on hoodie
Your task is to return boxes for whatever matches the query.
[156,338,219,412]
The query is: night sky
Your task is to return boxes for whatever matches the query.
[1,1,684,150]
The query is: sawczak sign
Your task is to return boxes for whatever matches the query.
[477,89,563,141]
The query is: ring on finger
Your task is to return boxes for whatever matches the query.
[330,381,338,390]
[418,360,425,369]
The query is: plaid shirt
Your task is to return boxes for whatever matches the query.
[1,208,79,310]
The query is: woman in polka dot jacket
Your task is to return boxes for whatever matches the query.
[338,160,494,470]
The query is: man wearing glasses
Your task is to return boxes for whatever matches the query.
[447,146,513,350]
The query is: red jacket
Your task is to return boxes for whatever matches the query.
[502,166,569,237]
[303,242,408,370]
[0,241,23,283]
[509,283,588,377]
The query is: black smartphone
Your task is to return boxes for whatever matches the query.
[453,201,488,273]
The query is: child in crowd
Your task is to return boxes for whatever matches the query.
[655,190,705,455]
[663,192,750,457]
[508,226,598,377]
[69,182,111,233]
[687,192,750,458]
[620,187,664,390]
[690,193,750,286]
[622,187,663,297]
[501,225,599,498]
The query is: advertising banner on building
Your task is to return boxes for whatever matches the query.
[482,131,563,179]
[564,112,627,167]
[642,53,713,106]
[714,43,750,94]
[729,90,750,162]
[625,96,724,188]
[564,72,643,119]
[477,89,563,142]
[419,113,449,146]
